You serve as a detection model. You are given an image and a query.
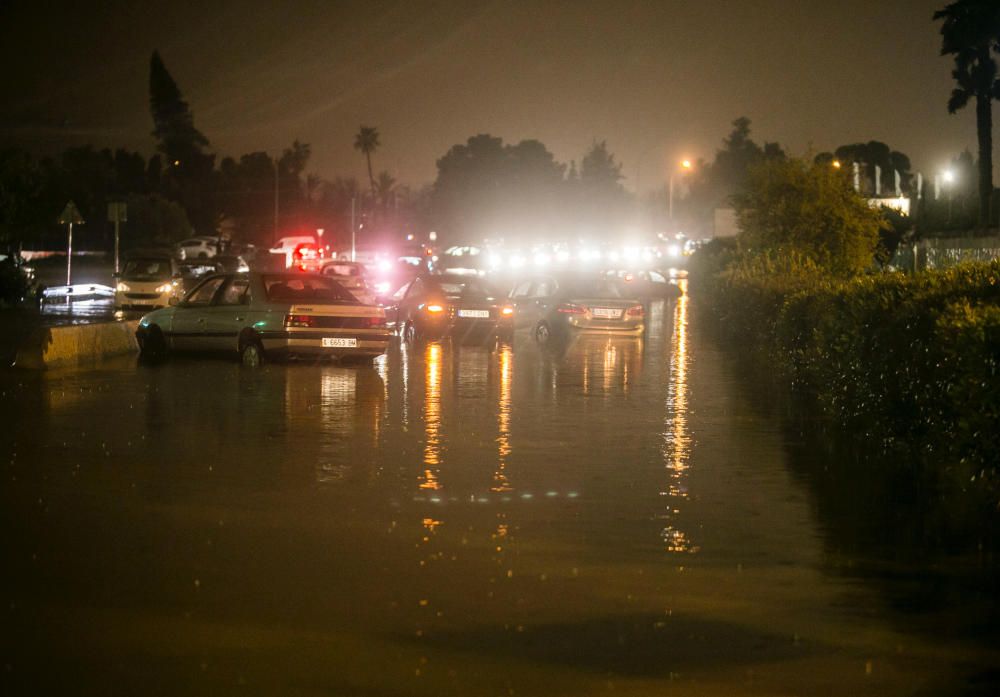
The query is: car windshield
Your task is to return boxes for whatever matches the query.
[560,279,622,299]
[121,259,171,280]
[263,275,358,304]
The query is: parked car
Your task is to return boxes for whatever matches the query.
[268,236,317,269]
[602,269,682,300]
[320,260,373,304]
[507,274,644,344]
[135,272,390,366]
[114,254,181,310]
[383,274,513,342]
[175,237,218,260]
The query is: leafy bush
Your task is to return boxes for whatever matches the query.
[735,157,886,277]
[697,255,1000,498]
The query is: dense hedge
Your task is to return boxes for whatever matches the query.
[693,244,1000,496]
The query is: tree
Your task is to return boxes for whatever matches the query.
[123,193,193,248]
[575,140,630,237]
[934,0,1000,227]
[685,117,785,232]
[354,126,380,196]
[148,51,216,232]
[374,171,397,211]
[734,157,885,277]
[149,51,211,174]
[432,134,565,243]
[819,141,914,196]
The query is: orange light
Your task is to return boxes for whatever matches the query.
[832,159,842,169]
[501,306,514,316]
[425,304,445,313]
[624,273,634,282]
[680,159,692,170]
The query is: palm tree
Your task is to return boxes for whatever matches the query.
[353,126,380,196]
[934,1,1000,227]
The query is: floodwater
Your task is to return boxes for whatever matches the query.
[1,295,997,696]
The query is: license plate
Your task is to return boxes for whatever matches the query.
[591,307,622,318]
[322,337,357,348]
[458,309,490,318]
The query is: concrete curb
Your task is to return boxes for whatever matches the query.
[14,320,139,369]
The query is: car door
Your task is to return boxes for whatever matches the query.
[202,275,251,352]
[382,280,413,328]
[398,278,426,325]
[508,279,536,330]
[169,275,227,351]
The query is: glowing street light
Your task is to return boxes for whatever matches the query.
[942,169,955,184]
[669,159,693,225]
[832,159,842,169]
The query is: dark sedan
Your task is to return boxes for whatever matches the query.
[383,274,513,342]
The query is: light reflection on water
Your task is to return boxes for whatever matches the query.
[420,341,443,490]
[660,288,698,554]
[2,287,997,695]
[492,343,513,493]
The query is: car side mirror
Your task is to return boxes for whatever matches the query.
[168,296,179,306]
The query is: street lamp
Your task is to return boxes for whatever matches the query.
[832,159,842,169]
[669,159,693,226]
[943,169,955,223]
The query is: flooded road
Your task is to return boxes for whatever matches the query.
[1,297,997,696]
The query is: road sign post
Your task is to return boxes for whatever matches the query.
[58,201,85,287]
[108,202,127,274]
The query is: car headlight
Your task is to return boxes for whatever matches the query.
[116,282,129,292]
[156,283,173,293]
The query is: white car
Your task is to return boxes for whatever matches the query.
[269,235,318,269]
[176,237,218,260]
[320,260,373,304]
[114,256,182,310]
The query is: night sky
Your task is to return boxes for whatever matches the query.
[0,0,984,191]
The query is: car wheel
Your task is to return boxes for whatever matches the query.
[534,321,551,345]
[239,338,264,368]
[138,325,167,360]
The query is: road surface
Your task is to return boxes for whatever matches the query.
[1,296,996,696]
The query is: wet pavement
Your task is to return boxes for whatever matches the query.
[1,295,997,696]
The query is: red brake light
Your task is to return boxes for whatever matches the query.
[557,303,586,314]
[367,316,386,328]
[284,314,314,328]
[626,304,644,317]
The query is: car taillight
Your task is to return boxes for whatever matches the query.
[284,314,314,328]
[368,316,386,328]
[626,304,644,318]
[425,304,445,313]
[557,303,586,314]
[500,305,514,317]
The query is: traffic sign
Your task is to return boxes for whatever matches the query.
[59,201,85,225]
[107,201,127,223]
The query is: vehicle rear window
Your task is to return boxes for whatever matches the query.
[560,279,622,299]
[437,279,494,297]
[263,275,358,304]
